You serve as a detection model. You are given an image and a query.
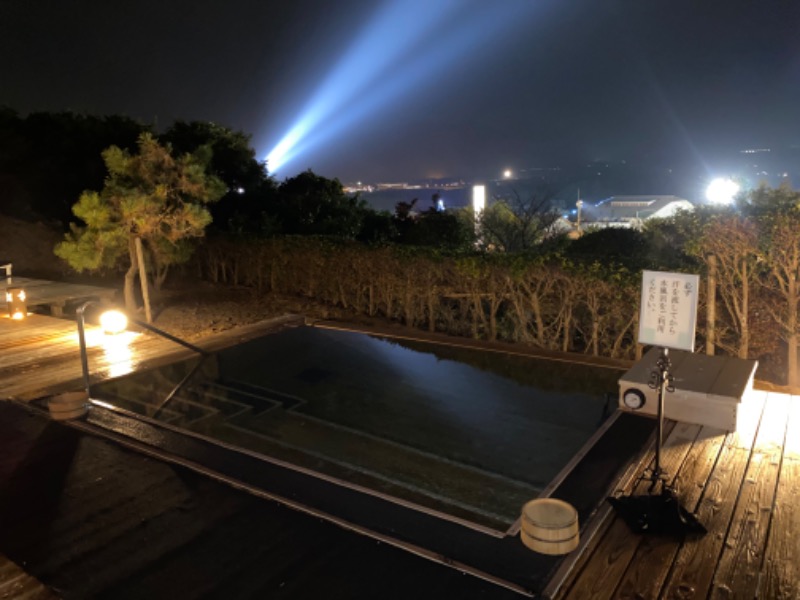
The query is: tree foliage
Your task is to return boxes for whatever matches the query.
[744,183,800,385]
[391,195,475,249]
[477,189,562,252]
[267,170,367,238]
[0,109,147,225]
[55,133,226,310]
[566,227,651,270]
[403,210,474,249]
[698,213,760,358]
[160,120,275,232]
[737,181,800,217]
[196,236,641,358]
[9,110,800,384]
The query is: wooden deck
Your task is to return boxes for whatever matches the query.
[549,388,800,599]
[1,310,798,597]
[2,277,117,316]
[0,400,519,600]
[0,312,303,401]
[0,553,57,599]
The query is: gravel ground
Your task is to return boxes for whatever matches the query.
[149,282,367,341]
[0,215,352,341]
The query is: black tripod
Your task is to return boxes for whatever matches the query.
[608,347,706,536]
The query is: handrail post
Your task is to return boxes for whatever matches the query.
[76,300,95,397]
[76,300,207,414]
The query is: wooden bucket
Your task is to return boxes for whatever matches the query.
[520,498,579,555]
[48,391,89,421]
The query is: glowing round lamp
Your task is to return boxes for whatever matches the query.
[99,309,128,335]
[706,178,740,205]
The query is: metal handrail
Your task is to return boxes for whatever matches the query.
[152,354,207,417]
[77,301,208,415]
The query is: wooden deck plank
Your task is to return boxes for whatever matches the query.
[0,316,76,342]
[1,339,196,399]
[612,422,729,600]
[0,554,58,599]
[0,334,87,369]
[0,314,198,398]
[605,422,707,600]
[761,395,800,600]
[544,420,670,600]
[0,400,525,599]
[554,393,771,600]
[659,392,765,599]
[557,421,701,599]
[549,422,678,599]
[0,278,117,310]
[709,392,789,599]
[18,280,111,295]
[0,313,303,401]
[0,277,52,287]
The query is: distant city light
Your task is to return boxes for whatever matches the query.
[503,169,512,179]
[706,178,740,205]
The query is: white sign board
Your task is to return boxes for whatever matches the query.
[638,270,699,352]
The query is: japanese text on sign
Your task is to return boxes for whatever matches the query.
[639,270,699,351]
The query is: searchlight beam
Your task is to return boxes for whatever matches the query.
[265,0,537,174]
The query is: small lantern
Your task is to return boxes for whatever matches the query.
[6,287,27,320]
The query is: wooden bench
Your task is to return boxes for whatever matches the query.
[2,277,117,317]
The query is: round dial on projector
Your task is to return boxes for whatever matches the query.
[623,389,646,410]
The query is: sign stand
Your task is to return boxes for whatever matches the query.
[648,347,672,490]
[608,272,706,537]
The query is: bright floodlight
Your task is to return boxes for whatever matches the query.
[706,178,740,205]
[99,309,128,335]
[472,185,486,215]
[503,169,512,179]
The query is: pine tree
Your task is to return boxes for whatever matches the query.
[56,133,226,313]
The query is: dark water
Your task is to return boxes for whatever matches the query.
[94,326,623,529]
[360,187,471,213]
[358,179,553,213]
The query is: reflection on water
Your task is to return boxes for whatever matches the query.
[101,334,136,378]
[94,326,623,530]
[77,329,140,378]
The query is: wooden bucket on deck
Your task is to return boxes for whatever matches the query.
[48,391,89,421]
[520,498,579,555]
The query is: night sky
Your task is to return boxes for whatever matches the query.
[2,0,798,183]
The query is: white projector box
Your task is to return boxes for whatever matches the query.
[618,347,758,431]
